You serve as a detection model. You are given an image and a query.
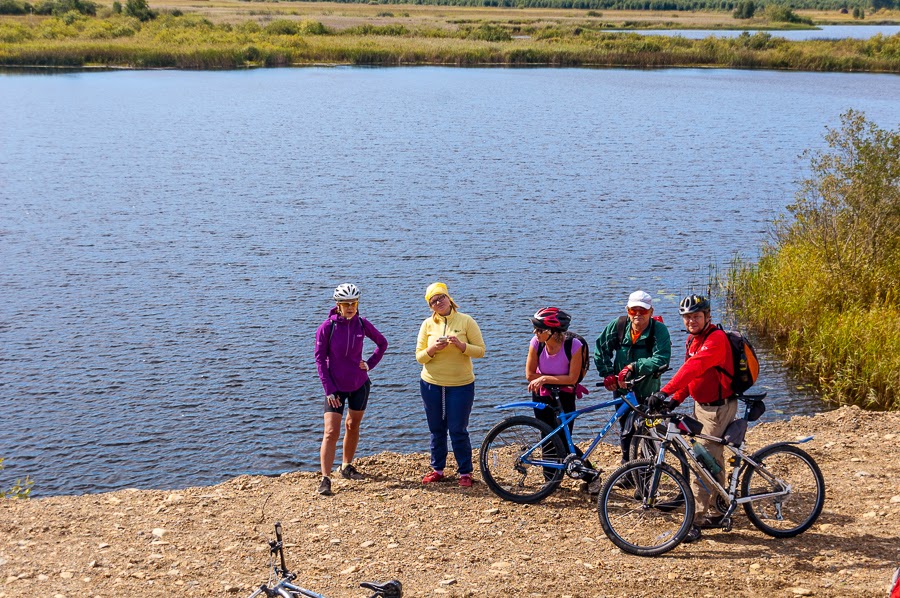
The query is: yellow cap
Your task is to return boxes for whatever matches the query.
[425,282,450,304]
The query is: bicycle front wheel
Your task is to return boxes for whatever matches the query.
[479,415,567,504]
[597,459,695,557]
[741,444,825,538]
[628,426,690,481]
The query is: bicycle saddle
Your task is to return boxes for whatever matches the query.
[359,579,402,598]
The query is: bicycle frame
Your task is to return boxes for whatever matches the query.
[493,391,640,470]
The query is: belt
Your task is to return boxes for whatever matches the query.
[702,396,737,407]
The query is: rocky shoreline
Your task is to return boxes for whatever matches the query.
[2,405,899,597]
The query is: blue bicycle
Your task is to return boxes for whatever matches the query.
[479,374,682,504]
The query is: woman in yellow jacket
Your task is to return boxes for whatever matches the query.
[416,282,486,487]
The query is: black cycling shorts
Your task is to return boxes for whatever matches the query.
[324,380,371,415]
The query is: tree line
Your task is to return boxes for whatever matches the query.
[227,0,893,10]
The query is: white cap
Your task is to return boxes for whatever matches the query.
[627,290,652,310]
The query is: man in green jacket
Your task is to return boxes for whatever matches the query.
[594,290,672,464]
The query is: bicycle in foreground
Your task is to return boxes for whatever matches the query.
[246,523,402,598]
[596,396,825,556]
[479,373,683,504]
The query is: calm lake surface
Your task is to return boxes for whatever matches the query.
[2,67,899,496]
[611,25,900,39]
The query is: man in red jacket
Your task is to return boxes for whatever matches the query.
[648,294,736,543]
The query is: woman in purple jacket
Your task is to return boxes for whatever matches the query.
[314,283,388,496]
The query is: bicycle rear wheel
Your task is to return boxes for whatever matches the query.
[597,459,695,557]
[741,444,825,538]
[479,415,567,504]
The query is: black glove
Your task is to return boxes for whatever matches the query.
[647,391,670,412]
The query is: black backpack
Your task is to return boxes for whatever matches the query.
[610,315,657,356]
[537,331,590,384]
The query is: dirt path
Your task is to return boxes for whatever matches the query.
[2,405,899,597]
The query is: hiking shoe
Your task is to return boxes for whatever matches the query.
[682,525,702,544]
[340,464,365,480]
[317,476,332,496]
[422,470,445,484]
[459,474,473,488]
[696,514,725,529]
[586,475,603,495]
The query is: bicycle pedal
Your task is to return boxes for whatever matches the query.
[722,517,733,532]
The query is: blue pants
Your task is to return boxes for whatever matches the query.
[420,380,475,475]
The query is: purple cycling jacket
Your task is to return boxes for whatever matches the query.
[314,307,388,396]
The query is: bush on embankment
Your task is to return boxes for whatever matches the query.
[728,111,900,410]
[1,13,900,70]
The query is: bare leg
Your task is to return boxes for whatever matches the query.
[342,409,365,465]
[320,412,342,477]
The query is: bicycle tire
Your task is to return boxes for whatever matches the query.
[597,459,695,557]
[741,444,825,538]
[479,415,567,504]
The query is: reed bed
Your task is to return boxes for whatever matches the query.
[727,112,900,411]
[1,13,899,70]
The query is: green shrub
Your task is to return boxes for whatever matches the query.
[33,0,97,15]
[124,0,154,21]
[264,19,301,35]
[728,111,900,410]
[732,0,755,18]
[0,0,33,15]
[764,4,813,24]
[466,23,511,42]
[298,19,328,35]
[343,23,408,35]
[0,21,34,41]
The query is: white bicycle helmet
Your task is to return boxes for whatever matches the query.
[333,283,361,302]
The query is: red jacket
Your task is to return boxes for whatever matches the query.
[662,325,733,405]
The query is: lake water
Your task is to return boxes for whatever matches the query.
[2,67,899,497]
[609,24,900,39]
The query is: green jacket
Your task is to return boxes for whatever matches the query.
[594,317,672,400]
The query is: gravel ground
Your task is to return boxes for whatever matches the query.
[2,405,899,597]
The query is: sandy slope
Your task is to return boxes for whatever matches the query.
[2,405,899,597]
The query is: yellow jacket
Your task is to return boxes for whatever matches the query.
[416,309,486,386]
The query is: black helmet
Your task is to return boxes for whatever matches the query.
[530,307,571,332]
[678,294,710,315]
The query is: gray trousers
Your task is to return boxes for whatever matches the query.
[692,399,738,515]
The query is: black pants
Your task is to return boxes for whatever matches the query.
[532,391,593,480]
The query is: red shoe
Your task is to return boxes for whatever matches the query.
[459,474,473,488]
[422,470,445,484]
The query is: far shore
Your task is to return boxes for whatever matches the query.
[1,3,899,72]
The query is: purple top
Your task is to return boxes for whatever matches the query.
[530,336,583,376]
[315,307,388,396]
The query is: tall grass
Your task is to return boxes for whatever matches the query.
[1,14,900,70]
[727,111,900,411]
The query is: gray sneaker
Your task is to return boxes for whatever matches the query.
[317,476,332,496]
[340,464,365,480]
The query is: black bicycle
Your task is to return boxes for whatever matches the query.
[246,523,402,598]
